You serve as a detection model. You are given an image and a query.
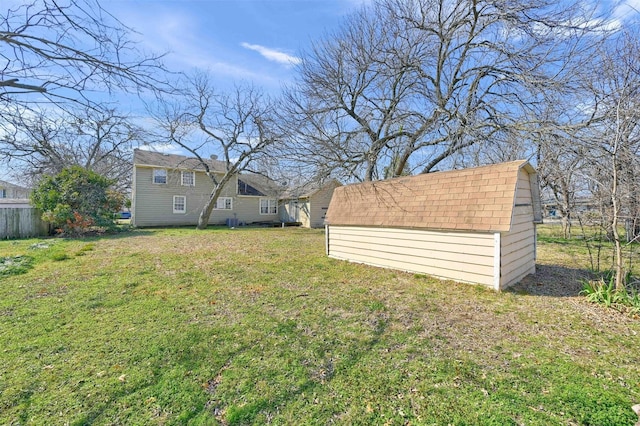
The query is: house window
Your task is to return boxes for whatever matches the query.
[181,171,195,186]
[153,168,167,184]
[214,197,233,210]
[260,198,277,215]
[0,189,5,198]
[173,196,186,214]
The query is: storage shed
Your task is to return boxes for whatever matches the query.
[324,160,543,290]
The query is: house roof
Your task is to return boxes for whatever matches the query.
[281,179,342,199]
[325,160,539,233]
[237,173,283,197]
[0,180,30,191]
[133,149,227,173]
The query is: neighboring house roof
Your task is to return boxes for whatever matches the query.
[281,179,342,199]
[325,160,541,233]
[133,149,227,173]
[0,179,29,190]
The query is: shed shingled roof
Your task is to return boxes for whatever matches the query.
[133,149,227,173]
[325,160,537,233]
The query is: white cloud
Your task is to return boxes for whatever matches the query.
[613,0,640,19]
[111,5,273,83]
[240,42,302,67]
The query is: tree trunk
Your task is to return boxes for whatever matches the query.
[611,155,625,292]
[196,170,237,230]
[197,194,218,230]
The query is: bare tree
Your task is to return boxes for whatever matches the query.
[578,30,640,291]
[283,0,602,181]
[1,0,171,183]
[0,106,144,189]
[1,0,168,111]
[153,74,280,230]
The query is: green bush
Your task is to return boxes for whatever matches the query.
[31,166,124,236]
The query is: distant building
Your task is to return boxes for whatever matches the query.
[0,180,30,200]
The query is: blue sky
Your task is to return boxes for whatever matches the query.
[105,0,639,95]
[109,0,370,94]
[1,0,370,181]
[3,0,640,182]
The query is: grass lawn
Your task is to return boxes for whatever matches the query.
[1,226,639,425]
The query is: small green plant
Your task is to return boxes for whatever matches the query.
[582,274,640,316]
[51,252,71,262]
[628,289,640,315]
[75,243,96,256]
[0,255,34,277]
[367,300,386,312]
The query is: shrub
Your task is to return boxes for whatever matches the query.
[31,166,124,236]
[581,274,640,316]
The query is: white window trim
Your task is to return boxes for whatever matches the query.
[181,171,195,186]
[153,168,167,185]
[213,197,233,210]
[260,198,278,215]
[173,195,186,214]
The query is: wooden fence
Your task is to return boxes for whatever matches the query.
[0,208,50,239]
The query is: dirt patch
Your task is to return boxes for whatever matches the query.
[510,264,594,297]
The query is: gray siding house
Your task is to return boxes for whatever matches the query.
[279,180,341,228]
[325,161,543,290]
[131,149,281,227]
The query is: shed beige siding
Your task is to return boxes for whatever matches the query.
[132,166,278,227]
[499,169,536,289]
[327,226,496,286]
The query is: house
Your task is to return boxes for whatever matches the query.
[0,178,30,209]
[0,180,30,200]
[131,149,282,227]
[279,180,342,228]
[324,160,542,290]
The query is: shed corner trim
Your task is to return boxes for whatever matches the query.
[493,232,501,291]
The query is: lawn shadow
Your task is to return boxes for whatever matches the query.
[205,314,390,424]
[508,264,595,297]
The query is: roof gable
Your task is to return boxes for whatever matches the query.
[237,173,282,197]
[325,160,539,233]
[133,149,227,173]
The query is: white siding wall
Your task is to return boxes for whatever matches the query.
[132,166,278,227]
[499,169,536,289]
[327,226,496,286]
